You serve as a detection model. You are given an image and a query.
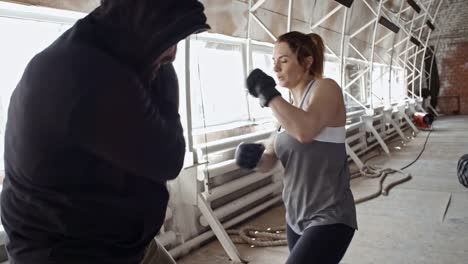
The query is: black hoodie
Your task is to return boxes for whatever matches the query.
[1,1,209,263]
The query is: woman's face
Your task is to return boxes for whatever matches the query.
[273,41,311,89]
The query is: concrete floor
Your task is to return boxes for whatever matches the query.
[178,116,468,264]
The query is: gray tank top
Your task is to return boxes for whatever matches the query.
[275,80,357,235]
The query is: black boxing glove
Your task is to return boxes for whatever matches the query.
[235,142,265,170]
[246,69,281,107]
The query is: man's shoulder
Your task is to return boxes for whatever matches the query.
[33,36,136,86]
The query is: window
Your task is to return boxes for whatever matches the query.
[189,36,248,129]
[370,64,407,106]
[343,62,367,108]
[371,64,390,107]
[324,58,341,84]
[390,67,406,103]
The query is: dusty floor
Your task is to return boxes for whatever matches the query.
[178,116,468,264]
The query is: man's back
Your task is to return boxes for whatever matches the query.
[1,15,180,263]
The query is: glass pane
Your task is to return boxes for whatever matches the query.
[324,59,341,84]
[189,38,248,129]
[391,68,406,103]
[371,64,389,107]
[344,63,367,109]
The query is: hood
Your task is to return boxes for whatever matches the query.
[89,0,210,80]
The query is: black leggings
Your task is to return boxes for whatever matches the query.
[286,224,355,264]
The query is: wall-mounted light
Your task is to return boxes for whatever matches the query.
[378,16,400,34]
[410,36,422,47]
[407,0,421,13]
[334,0,354,8]
[426,20,435,31]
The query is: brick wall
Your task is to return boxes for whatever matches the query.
[429,0,468,115]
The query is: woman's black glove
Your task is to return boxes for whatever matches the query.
[235,142,265,169]
[246,69,281,107]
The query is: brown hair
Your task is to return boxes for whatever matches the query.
[276,31,325,79]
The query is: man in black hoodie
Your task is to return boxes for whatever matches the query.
[1,0,210,263]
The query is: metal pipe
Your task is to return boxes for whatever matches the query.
[169,196,282,259]
[346,120,364,131]
[349,43,368,62]
[246,0,253,120]
[388,37,409,52]
[310,4,342,30]
[287,0,293,32]
[204,166,281,202]
[204,159,238,178]
[375,32,393,46]
[362,0,378,16]
[345,67,370,90]
[402,11,416,99]
[325,44,339,59]
[349,18,377,39]
[368,0,384,110]
[184,39,197,164]
[250,0,267,12]
[251,13,277,41]
[155,231,177,247]
[195,129,273,156]
[347,109,366,119]
[347,131,366,144]
[199,181,282,227]
[343,90,370,111]
[340,7,349,87]
[351,141,366,152]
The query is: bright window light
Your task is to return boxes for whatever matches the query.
[324,59,341,84]
[189,37,248,129]
[344,63,367,108]
[391,68,406,103]
[371,64,389,107]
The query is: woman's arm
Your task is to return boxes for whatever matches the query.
[268,79,344,144]
[255,132,279,173]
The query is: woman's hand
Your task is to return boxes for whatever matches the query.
[246,69,281,107]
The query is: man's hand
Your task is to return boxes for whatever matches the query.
[246,69,281,107]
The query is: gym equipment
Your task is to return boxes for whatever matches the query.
[458,154,468,188]
[413,112,434,129]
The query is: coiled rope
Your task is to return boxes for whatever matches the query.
[351,164,412,204]
[227,226,287,247]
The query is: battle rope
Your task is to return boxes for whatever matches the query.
[351,165,412,204]
[227,226,287,247]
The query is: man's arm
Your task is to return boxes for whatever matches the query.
[69,68,185,183]
[151,64,179,115]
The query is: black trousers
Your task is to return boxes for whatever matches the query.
[286,223,355,264]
